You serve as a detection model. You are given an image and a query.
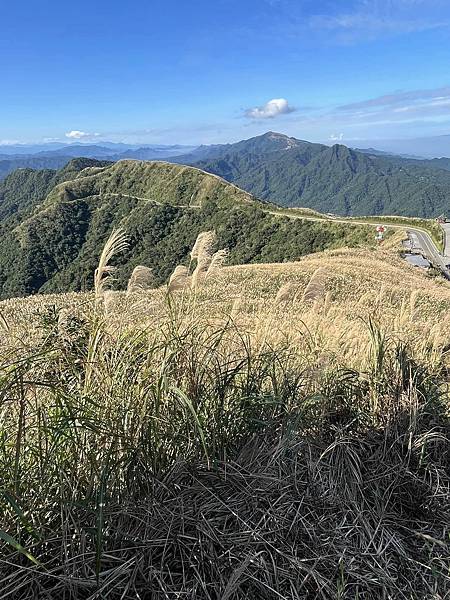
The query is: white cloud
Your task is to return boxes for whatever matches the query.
[65,130,100,140]
[245,98,296,119]
[0,139,20,145]
[330,133,344,141]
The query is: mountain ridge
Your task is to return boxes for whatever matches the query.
[172,132,450,217]
[3,132,450,218]
[0,158,376,298]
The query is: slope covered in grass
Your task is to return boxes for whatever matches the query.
[0,238,449,598]
[0,160,377,299]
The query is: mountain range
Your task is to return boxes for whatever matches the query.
[171,132,450,217]
[0,144,196,180]
[1,132,450,218]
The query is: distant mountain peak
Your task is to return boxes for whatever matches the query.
[263,131,288,138]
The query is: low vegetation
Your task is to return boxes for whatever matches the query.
[0,231,448,598]
[0,160,379,299]
[347,214,445,253]
[270,206,444,253]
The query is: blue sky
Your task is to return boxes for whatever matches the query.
[1,0,450,145]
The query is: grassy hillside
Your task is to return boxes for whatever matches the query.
[0,160,378,299]
[0,237,448,598]
[0,158,111,227]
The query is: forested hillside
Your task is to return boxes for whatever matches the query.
[172,132,450,217]
[0,160,375,298]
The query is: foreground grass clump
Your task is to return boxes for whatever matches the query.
[0,238,449,598]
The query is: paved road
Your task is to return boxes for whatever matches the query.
[441,222,450,258]
[267,209,450,280]
[412,229,450,279]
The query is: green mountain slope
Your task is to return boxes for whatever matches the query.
[0,155,71,181]
[0,160,375,298]
[0,158,112,226]
[179,132,450,217]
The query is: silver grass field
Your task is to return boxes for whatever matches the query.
[0,230,448,599]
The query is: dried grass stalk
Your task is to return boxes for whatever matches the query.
[94,228,128,299]
[323,291,333,314]
[230,296,242,320]
[190,231,216,261]
[302,267,326,302]
[206,249,229,277]
[409,290,419,320]
[168,265,189,292]
[127,266,154,295]
[275,282,296,303]
[191,259,211,289]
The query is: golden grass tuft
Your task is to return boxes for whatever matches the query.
[302,267,326,302]
[168,265,190,292]
[94,228,128,299]
[191,259,210,289]
[126,265,154,295]
[275,282,297,303]
[190,230,216,261]
[206,249,229,277]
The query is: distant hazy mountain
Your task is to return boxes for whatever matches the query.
[171,132,450,217]
[349,135,450,159]
[354,147,421,160]
[0,156,71,180]
[0,144,197,180]
[0,141,195,157]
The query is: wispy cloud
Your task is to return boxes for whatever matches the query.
[309,0,450,42]
[278,83,450,141]
[65,130,100,140]
[0,139,20,146]
[335,86,450,124]
[338,86,450,111]
[244,98,296,119]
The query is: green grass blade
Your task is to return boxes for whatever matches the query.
[171,386,210,468]
[0,530,42,567]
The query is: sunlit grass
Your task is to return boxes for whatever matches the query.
[0,234,448,598]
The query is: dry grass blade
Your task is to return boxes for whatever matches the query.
[275,282,297,303]
[190,230,216,261]
[168,265,190,292]
[409,289,419,320]
[302,267,326,302]
[206,249,229,277]
[94,228,128,298]
[126,266,154,296]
